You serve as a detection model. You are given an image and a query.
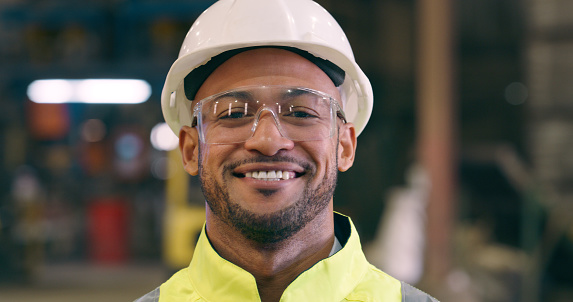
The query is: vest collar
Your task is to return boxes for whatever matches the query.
[187,213,369,301]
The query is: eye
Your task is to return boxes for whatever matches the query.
[287,111,316,118]
[212,98,252,120]
[284,106,320,119]
[220,110,246,119]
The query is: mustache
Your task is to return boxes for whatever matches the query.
[223,155,314,173]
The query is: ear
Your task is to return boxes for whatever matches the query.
[337,122,357,172]
[179,126,200,176]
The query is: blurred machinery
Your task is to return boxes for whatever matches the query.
[525,1,573,301]
[162,148,205,271]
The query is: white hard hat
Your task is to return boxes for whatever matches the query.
[161,0,373,137]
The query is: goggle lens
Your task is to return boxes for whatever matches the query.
[192,86,345,144]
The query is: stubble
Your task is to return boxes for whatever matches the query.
[199,152,337,246]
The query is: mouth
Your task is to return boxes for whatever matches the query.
[233,170,305,181]
[228,156,311,184]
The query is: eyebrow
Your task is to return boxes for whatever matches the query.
[281,89,315,99]
[213,90,254,102]
[211,88,328,105]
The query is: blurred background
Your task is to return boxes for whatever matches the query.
[0,0,572,301]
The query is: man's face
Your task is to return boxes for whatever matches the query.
[180,48,356,244]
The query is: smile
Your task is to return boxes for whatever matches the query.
[244,170,297,181]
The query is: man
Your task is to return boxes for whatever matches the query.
[137,0,437,301]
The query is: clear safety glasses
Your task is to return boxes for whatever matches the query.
[192,86,346,144]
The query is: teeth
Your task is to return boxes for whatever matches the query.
[245,170,293,180]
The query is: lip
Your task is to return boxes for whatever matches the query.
[238,176,297,191]
[233,163,305,175]
[232,162,305,189]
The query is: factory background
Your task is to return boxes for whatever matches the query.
[0,0,572,301]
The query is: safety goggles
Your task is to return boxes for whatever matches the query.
[192,86,346,144]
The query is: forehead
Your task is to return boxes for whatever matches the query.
[193,48,341,104]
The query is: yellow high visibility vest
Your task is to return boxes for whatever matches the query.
[136,213,437,302]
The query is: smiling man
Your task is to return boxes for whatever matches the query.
[187,49,350,252]
[136,0,437,301]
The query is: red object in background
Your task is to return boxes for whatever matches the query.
[87,198,129,264]
[26,101,70,140]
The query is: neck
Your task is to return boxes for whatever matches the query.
[205,207,335,302]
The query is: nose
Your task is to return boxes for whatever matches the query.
[243,109,294,156]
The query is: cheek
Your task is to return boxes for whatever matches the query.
[305,141,338,177]
[200,144,249,180]
[198,144,225,174]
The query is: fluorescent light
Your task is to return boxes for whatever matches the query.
[27,79,151,104]
[27,79,74,103]
[150,123,179,151]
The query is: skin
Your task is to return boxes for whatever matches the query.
[179,48,357,302]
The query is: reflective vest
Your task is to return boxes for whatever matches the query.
[136,213,438,302]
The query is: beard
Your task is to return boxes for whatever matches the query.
[198,151,338,246]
